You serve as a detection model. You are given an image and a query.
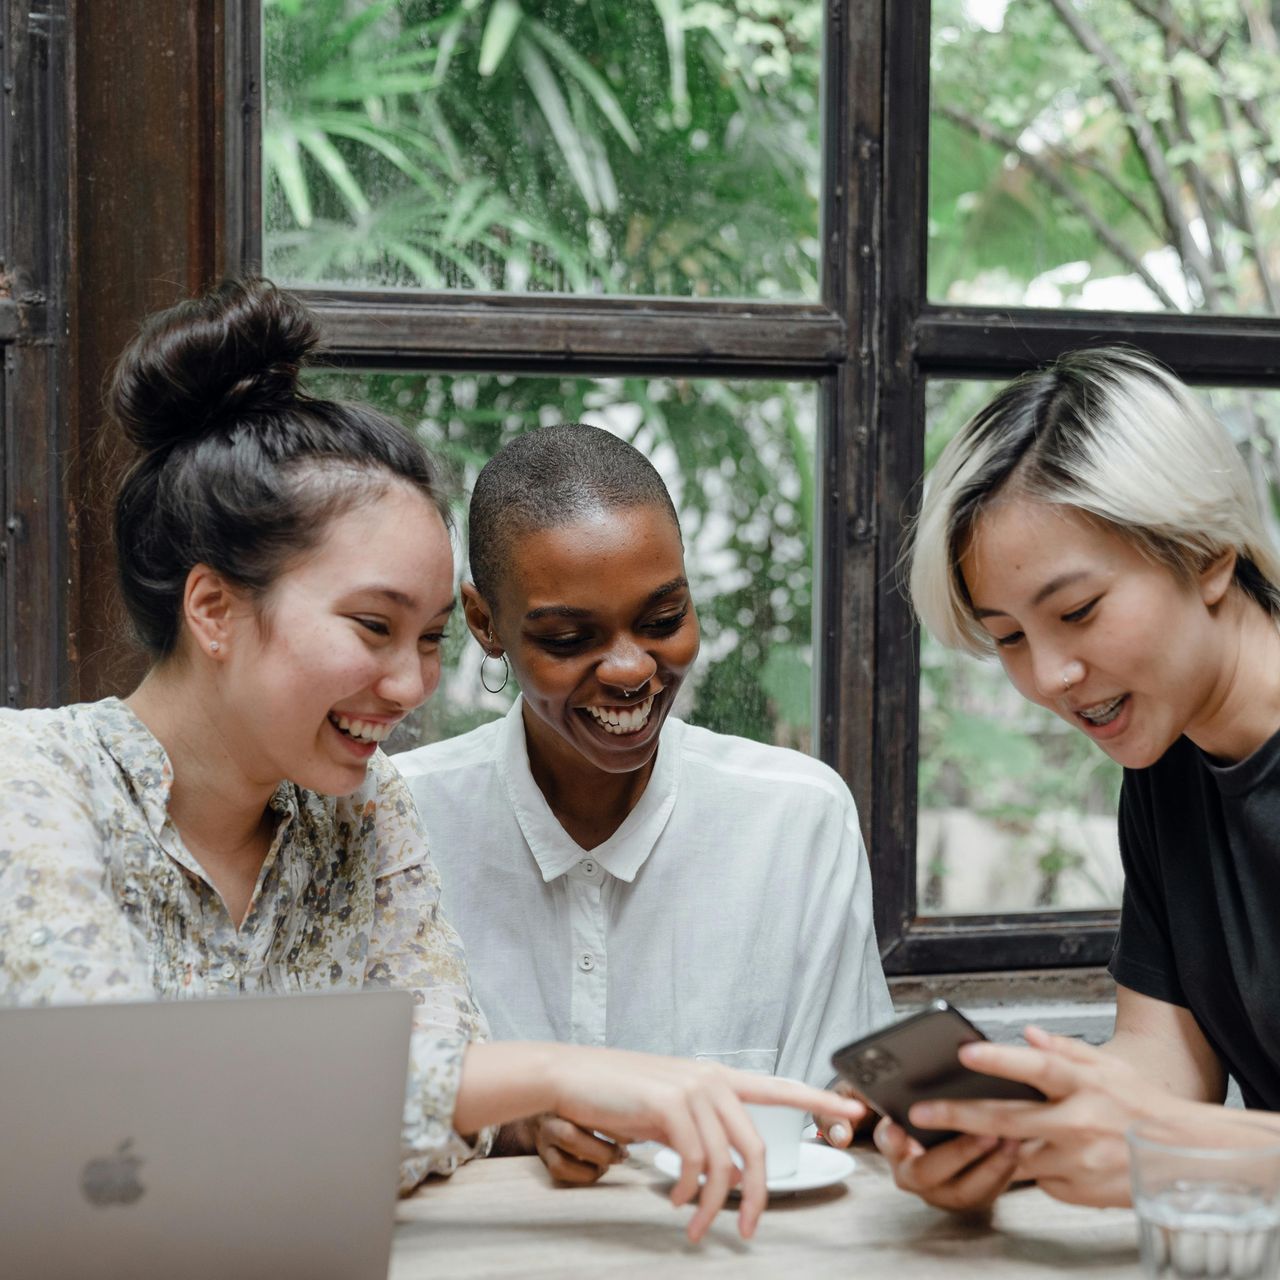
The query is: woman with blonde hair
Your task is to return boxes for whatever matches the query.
[883,347,1280,1210]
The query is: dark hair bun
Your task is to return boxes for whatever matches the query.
[110,277,320,454]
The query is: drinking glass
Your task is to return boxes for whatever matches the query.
[1128,1116,1280,1279]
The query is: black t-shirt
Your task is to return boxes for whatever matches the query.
[1110,730,1280,1109]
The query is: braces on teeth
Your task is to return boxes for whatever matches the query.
[1080,696,1124,726]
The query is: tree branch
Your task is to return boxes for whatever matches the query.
[1023,130,1163,239]
[1124,0,1280,192]
[1242,0,1279,56]
[1216,99,1280,313]
[1130,0,1279,312]
[1236,3,1280,191]
[938,103,1184,311]
[1047,0,1222,307]
[1158,3,1230,283]
[1125,0,1226,61]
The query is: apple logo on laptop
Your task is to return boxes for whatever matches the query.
[80,1139,146,1207]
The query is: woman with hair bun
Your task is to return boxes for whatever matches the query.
[0,279,861,1241]
[881,347,1280,1212]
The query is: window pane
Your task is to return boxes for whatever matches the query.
[918,378,1124,915]
[917,378,1280,915]
[307,371,817,752]
[929,2,1280,315]
[263,1,822,299]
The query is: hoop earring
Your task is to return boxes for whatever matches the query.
[480,651,510,694]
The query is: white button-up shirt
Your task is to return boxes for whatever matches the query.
[397,699,891,1085]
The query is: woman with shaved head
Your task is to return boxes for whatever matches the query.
[398,423,891,1185]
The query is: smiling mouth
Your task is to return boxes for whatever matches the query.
[327,712,396,744]
[582,693,657,736]
[1076,694,1127,727]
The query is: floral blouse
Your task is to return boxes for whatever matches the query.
[0,697,491,1189]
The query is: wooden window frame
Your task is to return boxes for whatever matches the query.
[3,0,72,710]
[32,0,1280,975]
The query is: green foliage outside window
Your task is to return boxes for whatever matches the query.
[307,370,817,755]
[264,0,822,297]
[267,1,1280,910]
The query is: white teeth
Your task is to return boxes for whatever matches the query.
[330,714,392,743]
[1079,695,1125,726]
[584,694,655,735]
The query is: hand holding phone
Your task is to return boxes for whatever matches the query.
[831,999,1045,1148]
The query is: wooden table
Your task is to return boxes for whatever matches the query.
[391,1145,1142,1278]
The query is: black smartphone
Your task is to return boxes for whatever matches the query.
[830,999,1045,1148]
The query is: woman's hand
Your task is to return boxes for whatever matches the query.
[529,1113,628,1185]
[545,1048,866,1242]
[815,1078,864,1149]
[901,1026,1190,1208]
[456,1041,865,1241]
[874,1116,1021,1211]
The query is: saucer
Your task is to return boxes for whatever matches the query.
[651,1142,855,1196]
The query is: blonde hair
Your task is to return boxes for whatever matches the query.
[908,347,1280,654]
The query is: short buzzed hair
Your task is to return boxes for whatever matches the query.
[468,423,681,603]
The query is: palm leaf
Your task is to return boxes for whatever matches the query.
[516,36,600,212]
[478,0,523,77]
[314,0,400,66]
[304,112,446,187]
[524,17,640,152]
[296,126,371,217]
[650,0,690,128]
[263,125,313,227]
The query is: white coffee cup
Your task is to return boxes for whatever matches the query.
[692,1055,805,1182]
[741,1101,805,1180]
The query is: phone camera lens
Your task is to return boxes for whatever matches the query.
[853,1046,900,1087]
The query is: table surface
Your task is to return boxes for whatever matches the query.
[391,1144,1142,1279]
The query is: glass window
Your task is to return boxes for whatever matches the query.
[306,370,817,753]
[263,0,823,299]
[917,379,1124,916]
[929,1,1280,315]
[916,377,1280,917]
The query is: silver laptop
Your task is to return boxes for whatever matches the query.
[0,990,414,1280]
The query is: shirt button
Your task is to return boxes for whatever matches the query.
[580,859,598,877]
[28,926,52,947]
[577,952,595,972]
[220,962,238,982]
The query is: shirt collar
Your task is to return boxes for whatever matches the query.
[91,696,177,843]
[498,695,681,884]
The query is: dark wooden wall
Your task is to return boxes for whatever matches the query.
[61,0,231,702]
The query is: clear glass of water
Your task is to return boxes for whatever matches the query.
[1128,1117,1280,1279]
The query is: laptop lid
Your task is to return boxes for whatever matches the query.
[0,990,413,1280]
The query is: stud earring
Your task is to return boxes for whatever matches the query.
[210,641,221,654]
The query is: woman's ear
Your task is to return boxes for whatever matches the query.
[461,582,500,654]
[182,564,245,659]
[1200,548,1237,608]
